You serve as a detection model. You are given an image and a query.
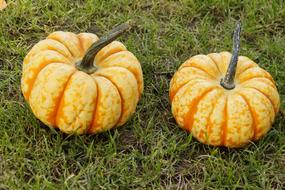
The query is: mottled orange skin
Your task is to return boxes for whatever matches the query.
[169,52,280,148]
[21,31,143,134]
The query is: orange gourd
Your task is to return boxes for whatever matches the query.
[21,21,143,134]
[169,22,280,148]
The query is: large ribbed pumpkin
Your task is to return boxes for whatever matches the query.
[169,22,280,148]
[21,21,143,134]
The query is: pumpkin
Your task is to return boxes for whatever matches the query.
[169,22,280,148]
[21,21,143,134]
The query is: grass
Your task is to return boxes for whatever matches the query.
[0,0,285,189]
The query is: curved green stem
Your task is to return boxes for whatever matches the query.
[220,21,241,90]
[76,20,133,74]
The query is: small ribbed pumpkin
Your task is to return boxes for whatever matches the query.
[21,21,143,134]
[169,22,280,148]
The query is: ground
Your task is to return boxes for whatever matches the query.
[0,0,285,189]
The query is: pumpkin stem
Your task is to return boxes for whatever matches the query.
[76,20,133,74]
[220,21,241,90]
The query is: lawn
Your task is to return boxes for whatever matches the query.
[0,0,285,189]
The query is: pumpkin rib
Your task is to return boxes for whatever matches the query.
[170,78,210,103]
[94,74,124,127]
[240,77,276,88]
[236,93,257,140]
[238,67,274,83]
[46,38,74,58]
[54,72,97,134]
[46,39,73,59]
[94,66,139,126]
[24,62,68,101]
[97,50,143,95]
[24,40,73,65]
[47,34,79,58]
[88,76,122,133]
[206,92,222,143]
[178,66,216,79]
[87,79,99,133]
[72,103,92,133]
[245,86,277,113]
[98,50,139,66]
[28,64,77,126]
[171,66,214,84]
[169,67,214,102]
[184,87,217,131]
[88,77,104,133]
[106,65,139,92]
[236,61,257,77]
[207,55,222,75]
[54,70,77,126]
[98,48,125,63]
[244,87,276,116]
[98,65,141,95]
[220,51,232,74]
[96,65,139,95]
[67,102,88,133]
[239,75,274,84]
[95,41,127,63]
[77,35,84,54]
[21,50,69,100]
[190,55,221,77]
[23,50,71,72]
[208,53,228,74]
[220,95,228,146]
[180,65,217,79]
[77,33,99,53]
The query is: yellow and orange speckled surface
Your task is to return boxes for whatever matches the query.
[170,52,280,148]
[21,32,143,134]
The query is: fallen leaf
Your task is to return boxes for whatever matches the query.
[0,0,7,10]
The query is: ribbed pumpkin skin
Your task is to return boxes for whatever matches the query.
[169,51,280,148]
[21,31,143,134]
